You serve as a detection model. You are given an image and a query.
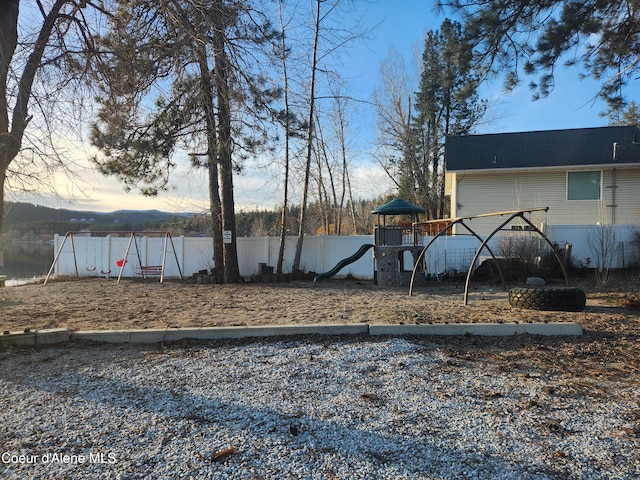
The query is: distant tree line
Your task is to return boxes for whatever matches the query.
[1,198,386,240]
[181,197,385,238]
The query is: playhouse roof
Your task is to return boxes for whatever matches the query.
[371,198,425,215]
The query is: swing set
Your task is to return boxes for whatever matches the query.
[44,231,184,285]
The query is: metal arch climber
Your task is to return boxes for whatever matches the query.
[408,207,571,305]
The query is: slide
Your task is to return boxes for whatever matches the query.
[313,244,375,286]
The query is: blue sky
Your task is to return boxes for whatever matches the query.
[353,0,636,134]
[18,0,640,213]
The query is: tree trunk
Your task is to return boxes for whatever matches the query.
[292,0,321,273]
[0,169,6,235]
[0,2,19,150]
[276,0,290,275]
[208,159,224,274]
[334,95,349,235]
[316,115,338,234]
[196,52,224,275]
[346,170,358,234]
[276,155,290,273]
[212,0,240,282]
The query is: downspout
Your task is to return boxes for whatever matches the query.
[611,143,617,224]
[611,168,617,224]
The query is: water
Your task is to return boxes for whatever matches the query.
[0,241,54,286]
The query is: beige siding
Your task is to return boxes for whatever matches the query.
[444,172,454,196]
[451,168,640,235]
[608,168,640,223]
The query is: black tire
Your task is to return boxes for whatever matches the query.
[508,287,586,312]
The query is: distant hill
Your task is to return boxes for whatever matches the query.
[2,202,193,239]
[2,197,383,240]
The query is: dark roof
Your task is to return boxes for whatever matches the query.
[446,126,640,172]
[371,198,425,215]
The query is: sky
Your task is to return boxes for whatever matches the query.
[13,0,640,213]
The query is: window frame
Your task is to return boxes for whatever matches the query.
[566,170,602,201]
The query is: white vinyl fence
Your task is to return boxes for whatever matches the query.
[50,234,378,279]
[422,224,640,273]
[546,224,640,269]
[50,224,640,281]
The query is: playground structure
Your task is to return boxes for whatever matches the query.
[44,231,183,285]
[313,200,571,299]
[43,205,572,292]
[408,207,571,304]
[314,198,427,286]
[371,198,427,287]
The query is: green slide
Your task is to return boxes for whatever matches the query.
[313,244,375,286]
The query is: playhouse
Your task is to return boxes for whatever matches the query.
[372,198,426,287]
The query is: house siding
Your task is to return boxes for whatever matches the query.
[610,167,640,223]
[451,168,640,235]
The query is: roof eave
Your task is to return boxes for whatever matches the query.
[446,162,640,174]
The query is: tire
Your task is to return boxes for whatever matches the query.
[508,287,586,312]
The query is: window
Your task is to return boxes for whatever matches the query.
[567,171,601,200]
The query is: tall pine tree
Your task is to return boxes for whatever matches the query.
[439,0,640,109]
[409,18,486,219]
[91,0,280,282]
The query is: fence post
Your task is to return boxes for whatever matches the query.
[104,235,111,276]
[179,236,185,276]
[53,234,59,276]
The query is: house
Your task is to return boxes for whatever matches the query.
[444,125,640,235]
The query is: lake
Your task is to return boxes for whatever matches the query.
[0,241,54,286]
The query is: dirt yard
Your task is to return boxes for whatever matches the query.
[1,273,639,385]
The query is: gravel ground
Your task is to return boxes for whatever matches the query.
[1,335,638,479]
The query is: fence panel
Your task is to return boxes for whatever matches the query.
[547,224,640,269]
[51,225,640,281]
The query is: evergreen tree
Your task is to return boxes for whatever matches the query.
[90,0,280,282]
[439,0,640,109]
[409,18,486,218]
[603,100,640,128]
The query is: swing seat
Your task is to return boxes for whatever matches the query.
[137,265,163,276]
